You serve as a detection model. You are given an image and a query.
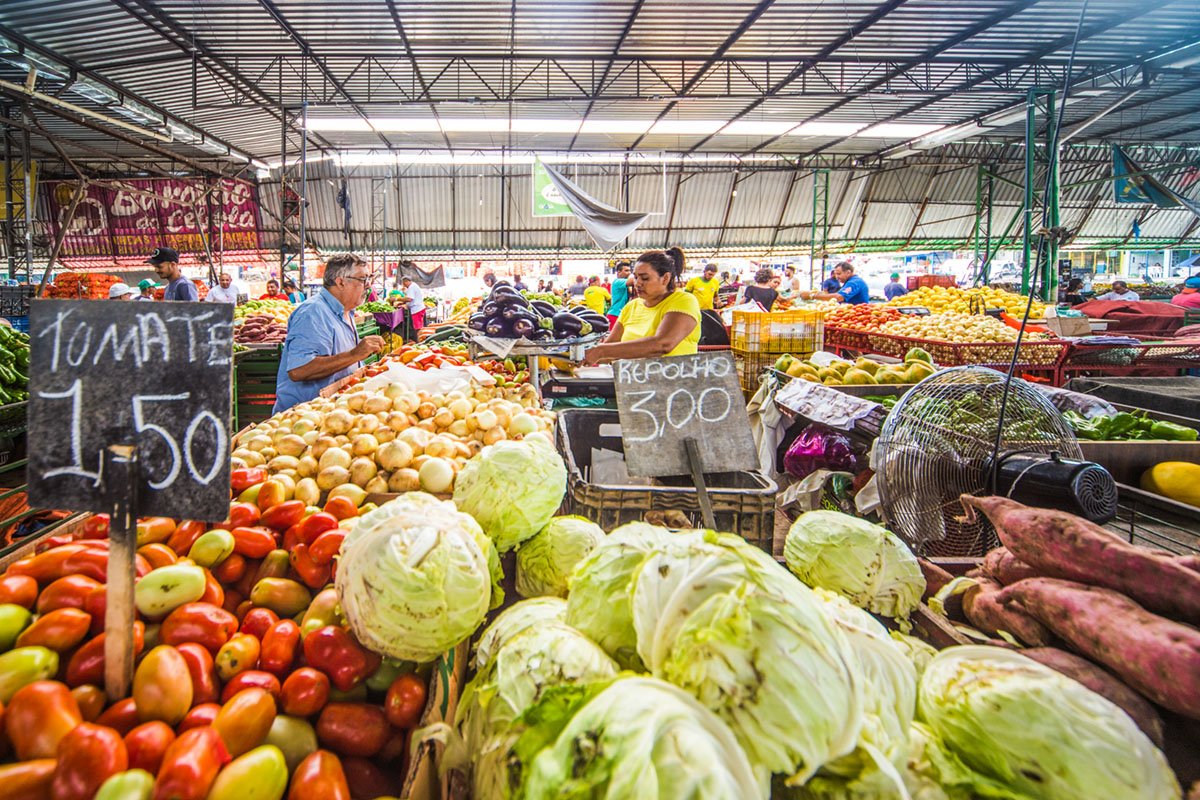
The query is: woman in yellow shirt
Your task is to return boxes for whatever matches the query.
[583,247,700,362]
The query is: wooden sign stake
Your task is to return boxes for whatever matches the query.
[683,438,717,530]
[103,444,139,703]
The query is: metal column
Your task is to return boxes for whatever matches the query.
[368,176,389,284]
[1021,88,1061,301]
[278,105,308,284]
[809,168,829,287]
[972,164,995,284]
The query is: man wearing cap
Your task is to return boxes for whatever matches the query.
[108,283,135,301]
[884,273,908,301]
[206,272,239,304]
[147,247,198,302]
[134,279,157,301]
[1171,276,1200,309]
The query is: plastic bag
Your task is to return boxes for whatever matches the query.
[783,423,859,480]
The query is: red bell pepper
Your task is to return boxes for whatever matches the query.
[303,626,382,693]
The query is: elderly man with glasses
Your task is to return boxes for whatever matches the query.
[273,253,385,413]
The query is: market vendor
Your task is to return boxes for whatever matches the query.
[399,275,426,330]
[273,254,385,413]
[583,247,700,363]
[583,276,610,316]
[1096,280,1140,302]
[799,261,870,304]
[1171,275,1200,309]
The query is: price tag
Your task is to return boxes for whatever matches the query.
[613,351,758,478]
[27,299,234,521]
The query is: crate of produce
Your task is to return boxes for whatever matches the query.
[847,330,1067,370]
[0,285,36,317]
[730,308,825,354]
[555,408,777,551]
[46,272,120,299]
[905,274,957,291]
[822,325,876,354]
[234,346,282,428]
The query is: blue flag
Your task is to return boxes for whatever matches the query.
[1113,146,1200,220]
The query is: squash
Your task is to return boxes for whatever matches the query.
[1140,461,1200,507]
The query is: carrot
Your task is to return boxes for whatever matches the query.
[980,547,1039,586]
[962,576,1055,647]
[960,495,1200,625]
[998,578,1200,720]
[1021,647,1164,747]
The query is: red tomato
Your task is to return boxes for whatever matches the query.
[50,722,128,800]
[138,543,179,570]
[341,757,402,800]
[133,646,194,726]
[315,703,389,758]
[137,517,177,546]
[280,667,331,718]
[161,602,238,654]
[238,607,279,639]
[0,759,57,800]
[69,684,106,722]
[287,750,351,800]
[288,544,331,590]
[259,619,301,677]
[212,686,276,758]
[0,574,38,608]
[177,703,220,733]
[223,502,261,530]
[230,527,277,559]
[152,726,230,800]
[165,520,207,556]
[125,720,176,774]
[199,568,225,608]
[294,512,339,546]
[260,500,306,532]
[95,697,139,737]
[35,574,102,614]
[5,680,83,760]
[16,607,91,652]
[384,673,427,729]
[308,531,345,566]
[322,497,358,521]
[175,642,220,706]
[220,670,281,704]
[8,543,89,583]
[83,586,107,635]
[81,514,110,540]
[211,552,247,585]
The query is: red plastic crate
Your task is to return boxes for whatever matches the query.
[906,274,957,291]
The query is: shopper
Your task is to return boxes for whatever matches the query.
[1061,278,1085,305]
[820,273,841,294]
[513,275,528,292]
[147,247,198,302]
[741,268,779,311]
[607,261,632,325]
[884,273,908,301]
[482,272,497,290]
[282,277,306,303]
[780,264,801,300]
[134,279,157,301]
[274,253,384,413]
[1097,280,1140,302]
[583,276,610,316]
[399,275,426,330]
[206,272,239,304]
[1171,276,1200,309]
[260,279,289,301]
[537,280,548,293]
[583,247,699,363]
[684,263,721,310]
[108,283,135,300]
[801,261,870,305]
[567,275,587,299]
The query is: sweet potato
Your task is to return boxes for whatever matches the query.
[980,547,1040,586]
[962,575,1055,647]
[1021,647,1164,746]
[961,495,1200,625]
[998,577,1200,720]
[917,557,955,598]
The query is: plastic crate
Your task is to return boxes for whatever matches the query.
[730,308,825,354]
[733,348,782,396]
[906,274,956,291]
[0,286,35,317]
[555,408,777,551]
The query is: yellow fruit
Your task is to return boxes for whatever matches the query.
[817,368,841,383]
[1140,462,1200,507]
[842,368,877,386]
[854,357,880,376]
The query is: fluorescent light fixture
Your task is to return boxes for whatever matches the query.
[786,122,866,137]
[330,150,755,167]
[304,117,373,131]
[857,123,944,138]
[722,120,797,136]
[577,119,653,135]
[648,119,726,135]
[510,119,581,133]
[438,118,507,132]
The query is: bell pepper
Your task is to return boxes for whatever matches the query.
[303,626,381,693]
[259,619,301,677]
[230,467,268,495]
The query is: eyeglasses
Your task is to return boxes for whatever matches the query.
[342,275,373,286]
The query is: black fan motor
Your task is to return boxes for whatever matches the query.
[990,451,1118,524]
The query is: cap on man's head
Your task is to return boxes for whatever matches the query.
[146,247,179,265]
[108,283,135,299]
[891,272,901,280]
[137,279,158,291]
[1185,275,1200,289]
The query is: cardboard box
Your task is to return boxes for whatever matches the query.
[1046,315,1092,337]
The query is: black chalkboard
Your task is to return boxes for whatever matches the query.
[27,299,234,520]
[613,351,758,477]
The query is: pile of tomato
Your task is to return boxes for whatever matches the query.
[825,304,903,332]
[0,472,428,800]
[344,343,528,388]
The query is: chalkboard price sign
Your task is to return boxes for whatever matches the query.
[28,299,234,521]
[613,351,758,478]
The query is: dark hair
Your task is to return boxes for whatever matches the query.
[834,261,854,274]
[323,253,364,287]
[637,248,685,291]
[1066,278,1084,291]
[754,267,774,284]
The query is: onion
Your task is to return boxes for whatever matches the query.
[416,401,437,420]
[328,483,367,506]
[302,430,320,446]
[275,434,308,457]
[374,427,396,444]
[365,475,389,495]
[346,392,367,412]
[310,436,337,458]
[268,455,300,472]
[351,434,380,456]
[377,440,415,471]
[482,426,507,446]
[447,419,470,438]
[317,466,350,492]
[508,413,538,438]
[319,447,352,471]
[323,408,355,435]
[448,398,473,420]
[419,457,455,494]
[350,456,379,487]
[397,427,430,454]
[425,436,457,460]
[388,468,421,492]
[433,408,455,429]
[386,412,410,432]
[473,409,499,431]
[246,435,273,452]
[297,455,319,478]
[362,395,392,415]
[295,477,320,506]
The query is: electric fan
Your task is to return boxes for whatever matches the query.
[875,366,1117,556]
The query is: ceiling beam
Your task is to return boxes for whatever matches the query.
[384,0,453,151]
[567,0,646,152]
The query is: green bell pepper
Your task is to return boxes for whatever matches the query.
[1148,420,1198,441]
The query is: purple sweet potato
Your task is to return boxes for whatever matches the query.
[917,557,955,598]
[1021,646,1164,746]
[961,495,1200,625]
[962,575,1055,647]
[998,577,1200,720]
[980,546,1040,586]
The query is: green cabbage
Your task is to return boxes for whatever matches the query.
[564,522,673,670]
[919,646,1180,800]
[335,492,499,663]
[473,597,567,672]
[515,516,605,599]
[889,632,939,679]
[458,622,618,799]
[516,676,764,800]
[453,436,568,552]
[784,510,925,624]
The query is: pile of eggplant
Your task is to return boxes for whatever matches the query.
[467,282,609,341]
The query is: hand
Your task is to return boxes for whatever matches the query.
[355,335,385,358]
[582,346,607,366]
[799,291,812,300]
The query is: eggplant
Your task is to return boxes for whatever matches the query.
[582,316,609,334]
[481,300,501,317]
[467,313,488,332]
[484,318,512,338]
[500,304,529,321]
[494,292,530,309]
[529,300,557,318]
[511,316,538,338]
[490,284,519,299]
[530,328,554,341]
[552,311,586,338]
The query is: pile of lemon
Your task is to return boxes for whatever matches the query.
[885,285,1046,319]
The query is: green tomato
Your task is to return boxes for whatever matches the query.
[134,564,207,619]
[188,529,235,568]
[0,603,32,652]
[206,745,288,800]
[250,578,312,618]
[265,714,318,774]
[94,769,155,800]
[327,682,368,702]
[0,645,59,702]
[366,658,414,693]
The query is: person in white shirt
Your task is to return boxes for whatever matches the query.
[206,272,239,304]
[1096,280,1140,302]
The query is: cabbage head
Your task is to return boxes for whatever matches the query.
[515,516,605,599]
[473,596,566,672]
[458,622,618,800]
[784,510,925,623]
[889,632,939,679]
[564,521,673,670]
[453,436,567,552]
[516,676,764,800]
[919,646,1180,800]
[335,492,499,663]
[630,530,864,785]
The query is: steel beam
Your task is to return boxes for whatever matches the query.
[567,0,646,152]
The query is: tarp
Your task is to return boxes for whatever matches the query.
[1113,146,1200,218]
[396,261,446,288]
[537,160,650,251]
[1074,299,1186,336]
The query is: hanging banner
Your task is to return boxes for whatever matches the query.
[1112,146,1200,218]
[109,181,165,257]
[538,160,651,251]
[216,178,262,251]
[532,159,573,217]
[0,161,37,221]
